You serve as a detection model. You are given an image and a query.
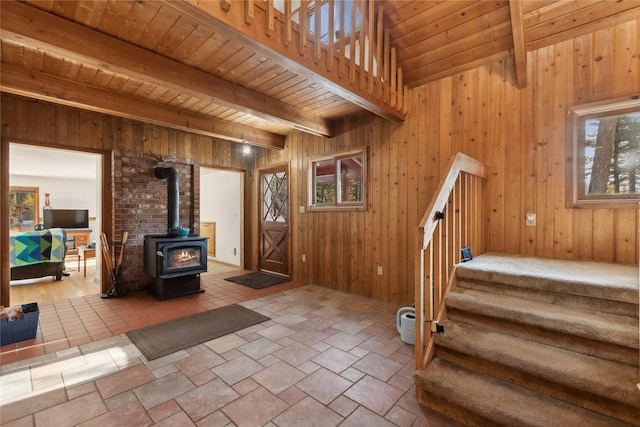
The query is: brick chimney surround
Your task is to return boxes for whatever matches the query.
[111,149,201,291]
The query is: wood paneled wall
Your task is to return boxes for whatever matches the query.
[255,18,639,305]
[2,18,638,306]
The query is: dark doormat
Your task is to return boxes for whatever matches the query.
[225,271,290,289]
[126,304,270,360]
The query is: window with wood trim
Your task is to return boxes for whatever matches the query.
[309,149,366,209]
[567,96,640,207]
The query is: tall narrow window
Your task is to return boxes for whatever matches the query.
[567,96,640,207]
[309,149,366,209]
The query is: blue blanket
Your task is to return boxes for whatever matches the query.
[9,228,67,267]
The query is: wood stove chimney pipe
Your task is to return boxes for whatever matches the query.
[153,166,179,232]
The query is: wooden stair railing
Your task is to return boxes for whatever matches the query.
[185,0,406,122]
[414,153,487,371]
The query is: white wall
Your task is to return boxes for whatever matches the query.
[9,145,101,244]
[18,176,96,211]
[200,169,242,266]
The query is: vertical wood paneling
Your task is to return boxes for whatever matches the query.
[552,40,574,259]
[613,20,638,97]
[592,27,615,100]
[387,112,400,302]
[486,60,506,253]
[535,45,555,258]
[406,86,423,304]
[504,56,522,254]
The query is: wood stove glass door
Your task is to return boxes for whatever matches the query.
[259,165,289,276]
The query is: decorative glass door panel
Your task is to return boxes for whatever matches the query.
[259,165,289,275]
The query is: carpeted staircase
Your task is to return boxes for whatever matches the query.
[414,253,640,426]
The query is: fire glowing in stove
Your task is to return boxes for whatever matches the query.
[168,247,200,268]
[177,250,195,262]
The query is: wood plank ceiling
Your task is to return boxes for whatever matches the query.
[1,0,639,149]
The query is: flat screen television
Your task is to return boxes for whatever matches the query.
[43,209,89,229]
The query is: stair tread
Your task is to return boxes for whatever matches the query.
[456,253,639,304]
[447,288,638,348]
[436,320,640,407]
[456,253,638,304]
[415,358,636,427]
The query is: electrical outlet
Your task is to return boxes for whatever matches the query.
[377,265,383,275]
[299,206,305,214]
[526,212,536,226]
[301,254,306,262]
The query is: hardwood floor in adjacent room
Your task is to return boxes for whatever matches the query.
[9,257,241,306]
[9,257,100,306]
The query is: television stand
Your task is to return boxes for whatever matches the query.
[65,228,92,255]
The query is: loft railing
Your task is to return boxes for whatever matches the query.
[243,0,405,115]
[414,153,487,370]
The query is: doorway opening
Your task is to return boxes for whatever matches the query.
[9,143,102,305]
[200,167,244,273]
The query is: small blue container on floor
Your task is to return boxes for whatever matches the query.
[0,303,39,346]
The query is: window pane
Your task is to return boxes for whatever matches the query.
[584,112,640,196]
[338,155,363,203]
[315,160,336,204]
[263,172,288,222]
[309,149,366,209]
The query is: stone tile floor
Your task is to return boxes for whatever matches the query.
[1,272,459,426]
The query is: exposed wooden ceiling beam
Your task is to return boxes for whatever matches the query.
[0,1,332,138]
[0,63,285,149]
[509,0,528,89]
[171,0,406,122]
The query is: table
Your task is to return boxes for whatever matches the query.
[77,246,96,277]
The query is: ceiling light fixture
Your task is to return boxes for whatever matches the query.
[242,143,251,155]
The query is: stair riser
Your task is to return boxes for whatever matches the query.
[447,308,640,367]
[457,278,639,318]
[435,346,640,426]
[446,293,638,349]
[415,357,636,427]
[416,387,510,427]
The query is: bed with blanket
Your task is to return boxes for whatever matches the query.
[10,228,67,281]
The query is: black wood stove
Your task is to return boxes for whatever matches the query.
[144,235,207,300]
[144,166,208,300]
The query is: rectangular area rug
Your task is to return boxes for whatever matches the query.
[126,304,270,360]
[224,271,290,289]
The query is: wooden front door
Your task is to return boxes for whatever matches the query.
[259,165,289,275]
